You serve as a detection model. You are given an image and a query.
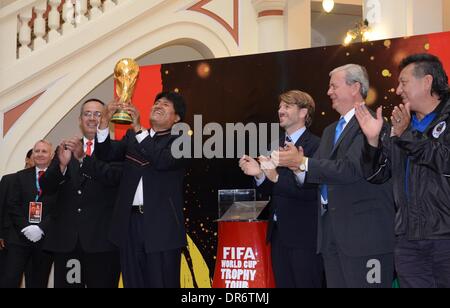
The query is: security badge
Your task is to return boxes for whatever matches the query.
[29,202,43,224]
[432,121,447,139]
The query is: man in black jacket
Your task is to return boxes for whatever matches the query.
[0,173,16,285]
[276,64,395,288]
[95,92,187,288]
[355,53,450,288]
[0,150,34,287]
[3,140,56,288]
[41,99,122,288]
[239,90,323,288]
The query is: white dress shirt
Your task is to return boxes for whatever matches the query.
[97,127,155,206]
[83,136,95,154]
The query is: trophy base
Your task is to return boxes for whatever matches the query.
[111,110,133,125]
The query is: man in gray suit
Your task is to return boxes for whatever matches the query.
[275,64,395,288]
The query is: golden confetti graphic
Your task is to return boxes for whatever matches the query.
[197,62,211,79]
[382,69,392,78]
[366,88,378,106]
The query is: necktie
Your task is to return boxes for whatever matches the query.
[285,135,292,145]
[333,117,347,145]
[37,170,45,199]
[321,117,347,210]
[86,140,93,157]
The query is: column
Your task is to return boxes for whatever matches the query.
[33,0,48,50]
[286,0,311,50]
[252,0,287,53]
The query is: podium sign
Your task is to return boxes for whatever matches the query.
[213,190,275,288]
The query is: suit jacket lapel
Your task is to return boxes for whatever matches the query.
[26,168,37,198]
[330,116,358,157]
[322,125,335,158]
[295,129,309,148]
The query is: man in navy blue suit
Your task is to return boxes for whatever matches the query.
[240,90,323,288]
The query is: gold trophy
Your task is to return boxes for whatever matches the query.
[112,58,140,124]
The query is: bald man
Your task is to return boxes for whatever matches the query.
[2,140,57,288]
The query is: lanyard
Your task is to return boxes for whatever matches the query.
[36,171,43,202]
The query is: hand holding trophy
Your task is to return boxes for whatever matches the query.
[111,58,140,125]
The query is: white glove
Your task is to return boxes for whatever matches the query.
[21,225,44,243]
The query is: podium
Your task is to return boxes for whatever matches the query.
[212,190,275,288]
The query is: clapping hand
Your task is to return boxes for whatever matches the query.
[355,103,384,147]
[391,103,411,137]
[239,155,264,179]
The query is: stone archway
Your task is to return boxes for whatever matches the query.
[1,21,238,174]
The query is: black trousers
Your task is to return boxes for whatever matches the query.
[53,240,121,288]
[321,214,394,288]
[0,247,6,287]
[271,223,324,288]
[2,243,53,288]
[120,212,182,288]
[395,236,450,288]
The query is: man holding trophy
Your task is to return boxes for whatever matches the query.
[95,59,188,288]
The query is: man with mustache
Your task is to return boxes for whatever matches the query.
[40,99,121,288]
[96,92,187,288]
[356,53,450,288]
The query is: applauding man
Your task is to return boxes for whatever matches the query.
[355,54,450,288]
[240,90,323,288]
[41,99,122,288]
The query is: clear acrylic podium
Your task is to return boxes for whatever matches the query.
[212,189,275,288]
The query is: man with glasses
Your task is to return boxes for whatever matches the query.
[41,99,122,288]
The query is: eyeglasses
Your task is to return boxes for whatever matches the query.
[82,111,102,119]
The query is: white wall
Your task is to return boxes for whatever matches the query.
[444,0,450,31]
[408,0,443,35]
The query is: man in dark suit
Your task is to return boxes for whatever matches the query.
[0,173,16,286]
[95,92,187,288]
[276,64,395,288]
[3,140,56,288]
[0,149,34,287]
[40,99,121,288]
[239,90,323,288]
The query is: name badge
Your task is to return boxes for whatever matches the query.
[29,202,43,224]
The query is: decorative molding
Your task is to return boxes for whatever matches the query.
[258,10,284,17]
[252,0,286,15]
[3,91,44,136]
[187,0,239,45]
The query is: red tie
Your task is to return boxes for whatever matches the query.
[86,140,93,157]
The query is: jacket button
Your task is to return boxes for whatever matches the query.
[77,190,82,195]
[77,208,82,213]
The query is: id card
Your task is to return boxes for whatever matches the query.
[29,202,43,224]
